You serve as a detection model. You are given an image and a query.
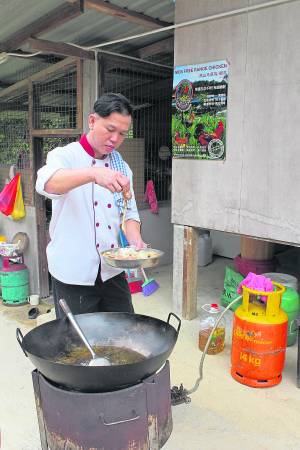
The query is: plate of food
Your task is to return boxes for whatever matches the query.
[101,247,164,269]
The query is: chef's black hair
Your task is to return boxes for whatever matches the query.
[93,93,132,117]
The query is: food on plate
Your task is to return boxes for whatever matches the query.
[103,247,159,260]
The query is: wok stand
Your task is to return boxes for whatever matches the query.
[32,361,172,450]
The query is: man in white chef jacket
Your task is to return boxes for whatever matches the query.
[36,93,146,318]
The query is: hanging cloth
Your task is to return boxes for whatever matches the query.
[144,180,159,214]
[109,150,132,214]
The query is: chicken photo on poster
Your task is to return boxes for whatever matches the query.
[172,60,228,160]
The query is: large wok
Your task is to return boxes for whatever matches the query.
[17,312,181,393]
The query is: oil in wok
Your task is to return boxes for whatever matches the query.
[55,345,146,366]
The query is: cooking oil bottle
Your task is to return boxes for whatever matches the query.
[198,303,225,354]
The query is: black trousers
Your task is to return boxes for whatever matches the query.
[52,268,134,319]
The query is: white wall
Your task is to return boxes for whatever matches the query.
[140,211,239,264]
[172,0,300,245]
[140,205,173,265]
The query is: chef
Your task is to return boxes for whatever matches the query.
[36,93,146,318]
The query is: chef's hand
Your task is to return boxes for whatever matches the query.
[92,167,130,193]
[128,237,147,250]
[124,220,147,250]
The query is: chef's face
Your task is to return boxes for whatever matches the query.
[88,112,131,158]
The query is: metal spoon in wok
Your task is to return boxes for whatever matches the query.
[59,299,110,366]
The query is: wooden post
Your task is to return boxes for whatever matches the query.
[173,225,198,320]
[76,58,83,130]
[82,59,97,131]
[241,236,274,260]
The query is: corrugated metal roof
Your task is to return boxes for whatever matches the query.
[0,56,60,84]
[39,0,174,54]
[0,0,66,42]
[0,0,174,89]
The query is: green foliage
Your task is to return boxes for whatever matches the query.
[0,110,74,166]
[0,113,29,165]
[172,116,186,136]
[172,111,226,148]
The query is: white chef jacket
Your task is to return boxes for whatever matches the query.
[35,138,140,285]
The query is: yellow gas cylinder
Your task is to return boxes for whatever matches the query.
[231,282,287,388]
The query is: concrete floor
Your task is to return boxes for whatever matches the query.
[1,257,300,450]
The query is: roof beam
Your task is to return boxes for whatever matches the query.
[137,37,173,58]
[0,50,61,65]
[0,1,84,52]
[0,57,77,100]
[85,0,171,29]
[27,38,94,60]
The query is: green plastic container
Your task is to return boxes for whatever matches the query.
[221,266,243,311]
[280,287,300,346]
[0,267,29,305]
[221,291,242,311]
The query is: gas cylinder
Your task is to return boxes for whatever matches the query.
[231,282,287,388]
[0,257,29,305]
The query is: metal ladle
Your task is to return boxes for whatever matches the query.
[59,299,110,366]
[121,188,131,233]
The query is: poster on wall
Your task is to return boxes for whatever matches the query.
[172,60,229,160]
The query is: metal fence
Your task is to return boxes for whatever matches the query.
[0,53,173,297]
[0,56,80,205]
[99,52,173,205]
[0,91,31,203]
[0,53,173,208]
[40,136,78,227]
[33,69,77,130]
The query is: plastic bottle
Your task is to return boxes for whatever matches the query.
[198,303,225,354]
[198,230,213,267]
[0,235,6,271]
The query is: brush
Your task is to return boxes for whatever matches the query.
[119,190,155,295]
[119,192,130,248]
[118,194,143,292]
[140,267,160,296]
[118,227,143,293]
[118,222,132,281]
[118,225,129,248]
